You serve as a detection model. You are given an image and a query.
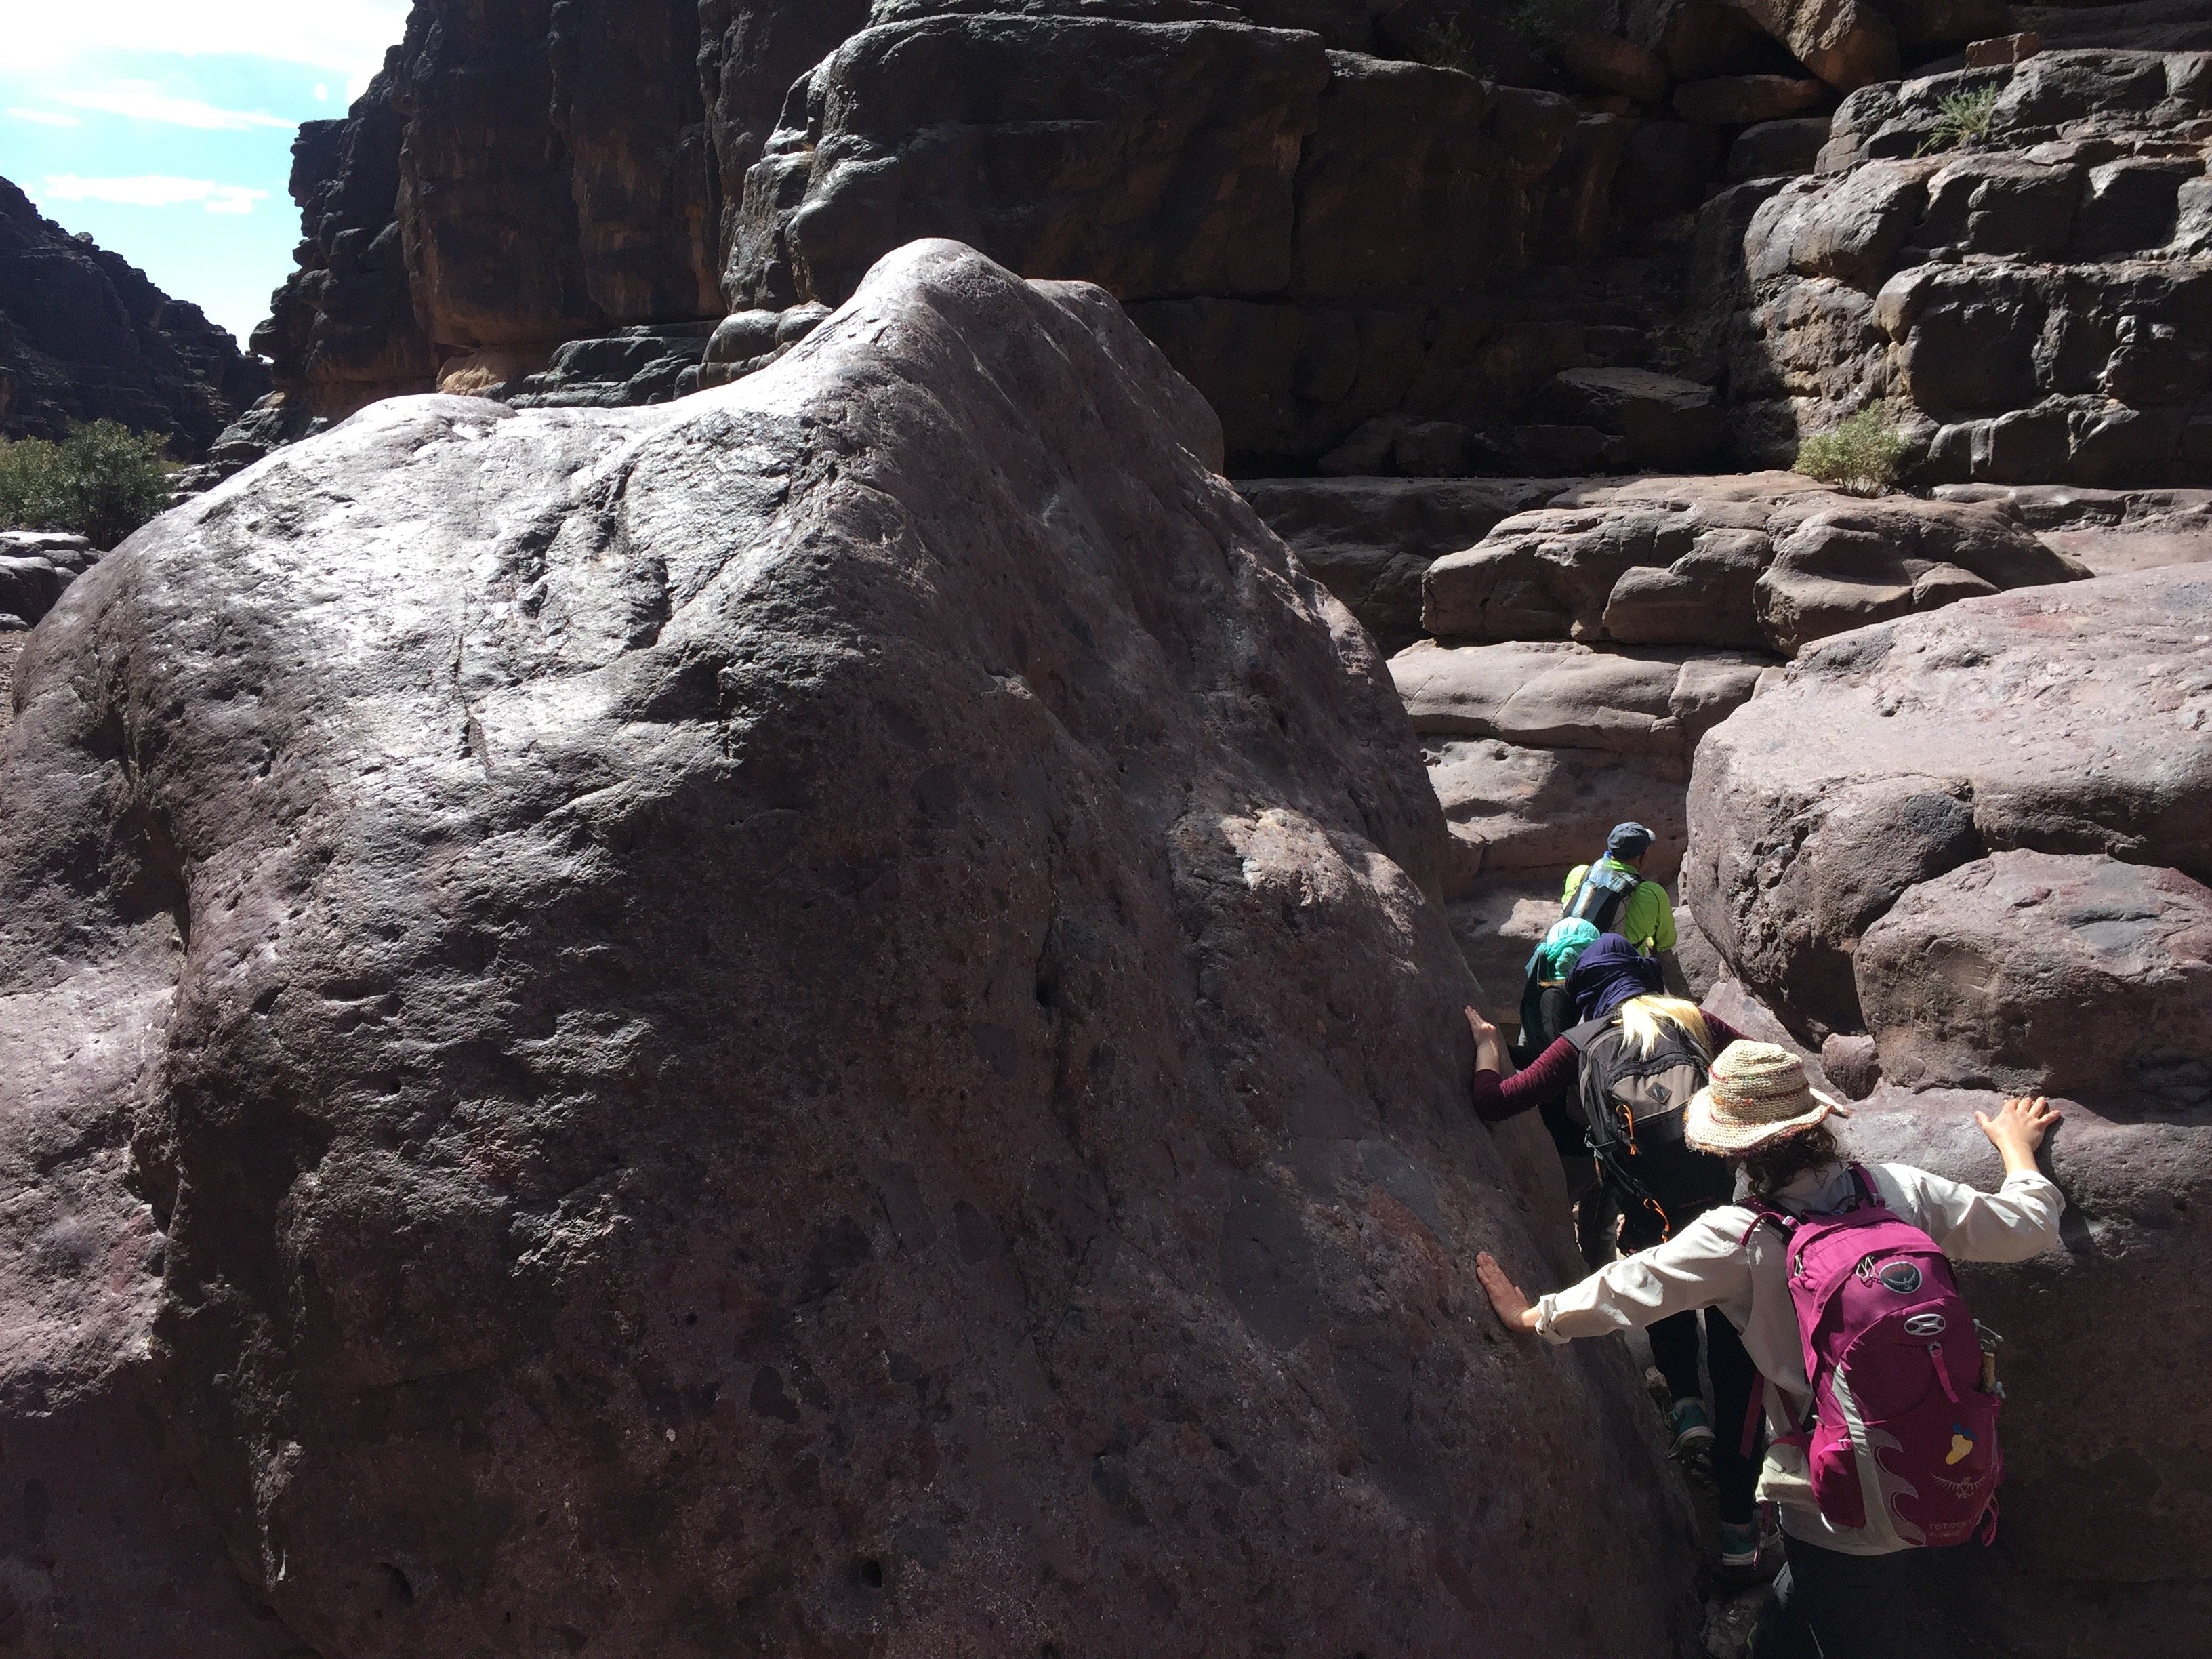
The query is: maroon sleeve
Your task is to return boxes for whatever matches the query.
[1703,1013,1748,1054]
[1470,1036,1578,1124]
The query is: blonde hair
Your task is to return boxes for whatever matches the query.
[1618,995,1712,1061]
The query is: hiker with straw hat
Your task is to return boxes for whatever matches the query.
[1473,1039,2066,1659]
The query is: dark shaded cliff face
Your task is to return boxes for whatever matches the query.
[249,0,1647,440]
[259,2,726,410]
[0,179,270,461]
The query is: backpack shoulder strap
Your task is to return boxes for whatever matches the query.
[1846,1162,1883,1210]
[1563,861,1636,929]
[1561,1014,1617,1053]
[1738,1199,1796,1248]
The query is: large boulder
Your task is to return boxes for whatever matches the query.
[1855,850,2212,1107]
[1685,561,2212,1038]
[1420,471,2081,652]
[0,241,1700,1658]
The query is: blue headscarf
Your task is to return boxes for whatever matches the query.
[1568,932,1663,1023]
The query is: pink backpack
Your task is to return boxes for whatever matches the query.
[1742,1165,2002,1547]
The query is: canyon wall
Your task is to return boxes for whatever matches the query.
[0,178,268,459]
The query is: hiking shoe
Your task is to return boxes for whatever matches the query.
[1719,1521,1759,1570]
[1668,1397,1715,1457]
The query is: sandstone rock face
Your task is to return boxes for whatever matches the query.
[1724,115,1834,182]
[0,533,99,630]
[1237,476,1567,651]
[1732,0,1899,90]
[1936,479,2212,570]
[1393,638,1765,913]
[1421,470,2081,651]
[1393,639,1767,756]
[1685,562,2212,1038]
[1856,850,2212,1106]
[258,2,722,409]
[487,323,718,409]
[0,242,1699,1659]
[724,13,1707,470]
[1537,367,1725,470]
[0,178,268,458]
[1726,49,2212,484]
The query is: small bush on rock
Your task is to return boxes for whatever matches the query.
[1418,19,1486,75]
[1793,407,1911,496]
[0,421,173,549]
[1920,85,2001,153]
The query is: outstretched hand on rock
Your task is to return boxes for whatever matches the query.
[1475,1252,1540,1332]
[1465,1006,1505,1075]
[1976,1095,2062,1176]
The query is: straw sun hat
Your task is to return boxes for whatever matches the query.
[1684,1040,1851,1155]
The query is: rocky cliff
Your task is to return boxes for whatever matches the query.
[244,0,2040,475]
[0,178,269,459]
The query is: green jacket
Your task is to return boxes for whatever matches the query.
[1561,857,1677,954]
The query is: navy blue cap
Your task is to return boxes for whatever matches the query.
[1606,821,1656,859]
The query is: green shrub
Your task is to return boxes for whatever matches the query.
[1919,85,2000,154]
[1793,406,1912,496]
[1418,19,1486,75]
[1417,0,1603,74]
[0,420,174,548]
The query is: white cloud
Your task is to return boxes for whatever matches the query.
[55,83,294,131]
[13,1,411,89]
[9,107,83,127]
[41,175,270,216]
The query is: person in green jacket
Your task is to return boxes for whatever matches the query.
[1560,821,1677,955]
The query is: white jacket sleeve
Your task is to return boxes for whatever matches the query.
[1534,1213,1752,1343]
[1882,1162,2066,1263]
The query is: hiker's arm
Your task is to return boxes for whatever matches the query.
[1467,1027,1575,1124]
[1479,1216,1748,1343]
[1904,1098,2067,1263]
[1700,1014,1748,1052]
[1636,883,1677,953]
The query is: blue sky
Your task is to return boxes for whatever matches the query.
[0,1,413,350]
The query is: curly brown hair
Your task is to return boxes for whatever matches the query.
[1738,1122,1843,1199]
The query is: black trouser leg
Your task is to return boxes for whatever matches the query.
[1647,1308,1704,1405]
[1750,1536,1968,1659]
[1705,1309,1760,1525]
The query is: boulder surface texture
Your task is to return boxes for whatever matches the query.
[1686,562,2212,1036]
[0,241,1698,1659]
[0,177,268,458]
